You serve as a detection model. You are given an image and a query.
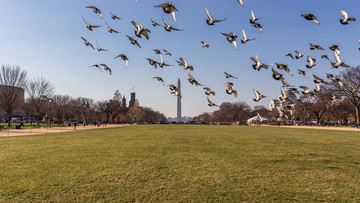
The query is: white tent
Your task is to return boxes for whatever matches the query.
[247,116,269,124]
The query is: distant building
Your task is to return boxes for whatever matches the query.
[269,90,297,110]
[0,85,25,121]
[129,92,136,107]
[167,116,193,122]
[122,96,126,108]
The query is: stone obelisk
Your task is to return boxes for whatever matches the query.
[177,78,181,122]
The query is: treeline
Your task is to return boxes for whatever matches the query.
[24,91,167,125]
[0,65,166,127]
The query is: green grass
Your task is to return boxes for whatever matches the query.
[1,125,360,202]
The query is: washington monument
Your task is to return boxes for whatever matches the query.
[177,78,181,122]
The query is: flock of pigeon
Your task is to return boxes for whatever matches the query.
[80,1,358,113]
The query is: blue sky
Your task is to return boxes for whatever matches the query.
[1,0,360,117]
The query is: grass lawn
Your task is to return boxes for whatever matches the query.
[1,125,360,202]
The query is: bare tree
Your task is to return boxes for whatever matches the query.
[324,66,360,126]
[26,77,54,125]
[300,94,327,125]
[0,65,27,127]
[22,98,34,124]
[97,100,112,123]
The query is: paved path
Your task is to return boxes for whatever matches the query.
[269,125,360,132]
[0,124,130,138]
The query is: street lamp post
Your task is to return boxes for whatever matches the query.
[49,98,52,128]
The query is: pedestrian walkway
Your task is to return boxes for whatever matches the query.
[269,125,360,132]
[0,124,130,138]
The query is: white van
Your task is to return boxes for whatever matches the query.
[11,118,21,123]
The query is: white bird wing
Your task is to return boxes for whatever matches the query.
[162,18,170,27]
[281,88,286,97]
[171,11,176,22]
[187,71,194,79]
[82,17,90,26]
[205,8,213,20]
[334,52,341,63]
[125,59,128,67]
[253,89,260,99]
[251,10,255,21]
[160,54,164,64]
[242,29,247,40]
[257,112,261,118]
[341,10,348,19]
[233,90,238,98]
[237,0,244,6]
[232,40,238,50]
[315,83,320,91]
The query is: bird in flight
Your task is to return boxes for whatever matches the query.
[224,71,238,79]
[151,18,160,27]
[96,42,108,52]
[100,64,112,75]
[271,67,283,81]
[153,77,166,86]
[207,97,219,107]
[340,10,356,25]
[110,11,121,20]
[177,58,194,71]
[203,87,215,96]
[285,53,294,59]
[301,13,319,24]
[81,37,94,49]
[163,49,172,56]
[241,29,255,44]
[187,72,203,86]
[132,21,151,39]
[251,55,268,71]
[224,82,238,98]
[106,21,119,33]
[326,73,343,87]
[126,35,142,48]
[297,69,308,78]
[299,86,314,96]
[201,41,210,48]
[221,32,238,50]
[253,89,266,102]
[310,43,324,50]
[86,6,103,19]
[275,63,293,76]
[154,2,178,22]
[329,44,341,56]
[114,54,129,67]
[90,64,102,71]
[295,50,303,59]
[162,18,183,32]
[313,73,328,84]
[205,8,226,25]
[82,17,101,31]
[146,58,160,68]
[306,56,316,68]
[249,10,261,25]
